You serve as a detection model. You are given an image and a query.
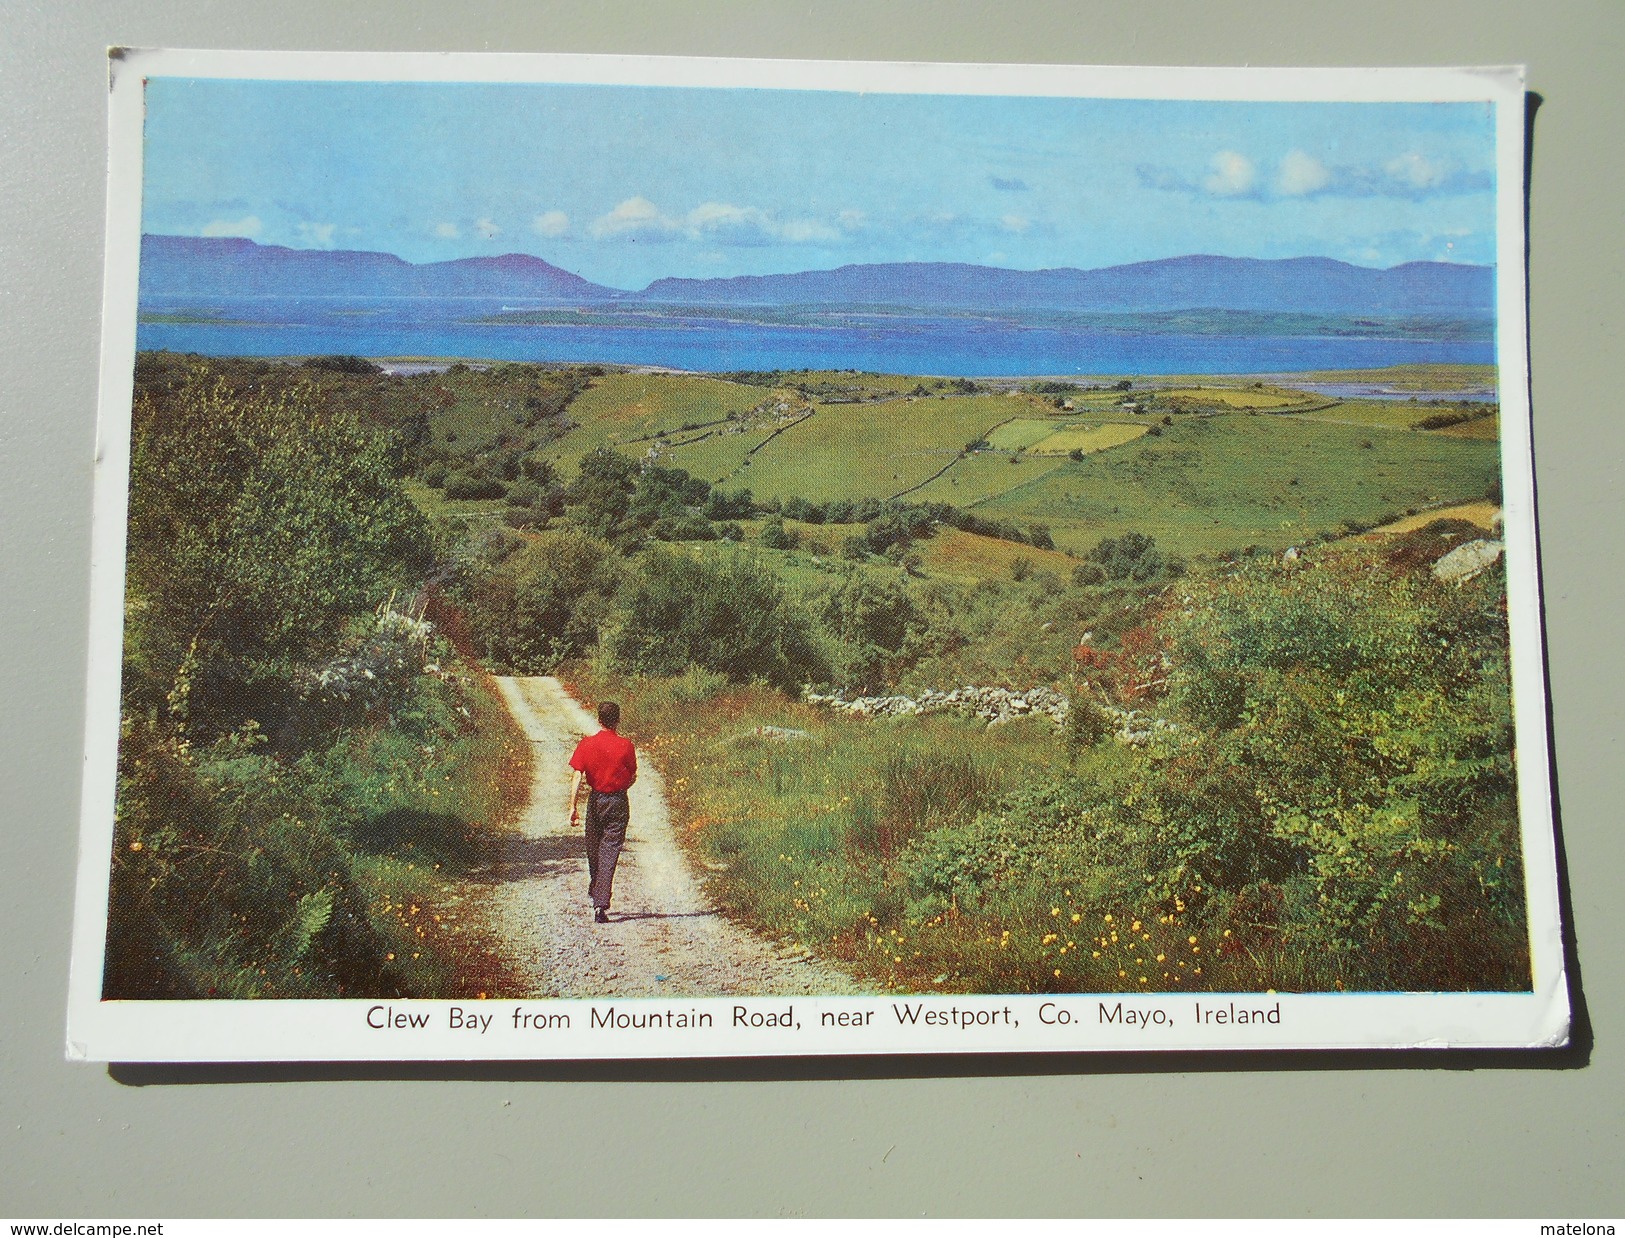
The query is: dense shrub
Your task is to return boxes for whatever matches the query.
[901,547,1528,991]
[822,572,923,692]
[759,517,798,550]
[461,528,621,673]
[607,547,826,691]
[110,360,517,1001]
[444,471,508,500]
[124,366,432,732]
[1061,693,1113,756]
[107,719,381,998]
[565,447,641,542]
[1088,531,1164,581]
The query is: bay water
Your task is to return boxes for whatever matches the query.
[136,295,1496,378]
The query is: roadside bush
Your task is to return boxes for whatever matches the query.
[607,547,826,692]
[822,572,923,692]
[462,528,621,673]
[124,366,433,732]
[106,719,385,999]
[1152,549,1525,982]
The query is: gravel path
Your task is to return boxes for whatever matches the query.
[476,675,862,998]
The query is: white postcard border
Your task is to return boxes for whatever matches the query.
[69,51,1563,1062]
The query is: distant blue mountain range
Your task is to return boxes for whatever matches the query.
[140,234,1495,317]
[140,235,611,301]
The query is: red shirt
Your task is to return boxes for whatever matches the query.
[569,727,637,794]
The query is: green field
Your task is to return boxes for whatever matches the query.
[907,449,1065,505]
[1157,385,1310,409]
[684,394,1031,503]
[549,372,765,469]
[1285,397,1499,432]
[1030,422,1149,455]
[986,418,1065,450]
[974,412,1501,556]
[383,360,1500,563]
[1278,362,1498,392]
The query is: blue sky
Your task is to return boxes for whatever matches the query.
[141,78,1499,290]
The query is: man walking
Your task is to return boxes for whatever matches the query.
[568,700,638,923]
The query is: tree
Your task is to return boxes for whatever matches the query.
[1087,531,1164,582]
[462,528,621,672]
[124,366,432,729]
[607,548,825,691]
[760,517,798,550]
[823,572,922,691]
[565,447,640,543]
[704,486,755,521]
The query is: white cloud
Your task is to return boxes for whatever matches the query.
[475,216,502,240]
[295,221,338,248]
[591,196,683,241]
[532,210,570,238]
[591,196,855,247]
[1203,151,1257,197]
[434,221,461,239]
[687,200,772,244]
[777,217,840,244]
[201,215,262,238]
[1000,213,1031,234]
[1386,152,1448,191]
[1143,148,1484,202]
[1276,150,1331,197]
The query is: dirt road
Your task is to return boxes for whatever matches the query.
[475,675,861,998]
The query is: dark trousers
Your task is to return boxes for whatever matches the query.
[584,790,630,909]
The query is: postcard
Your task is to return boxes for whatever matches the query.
[68,51,1564,1060]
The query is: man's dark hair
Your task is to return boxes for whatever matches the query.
[598,701,621,729]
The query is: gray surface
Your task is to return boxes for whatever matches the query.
[2,0,1620,1218]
